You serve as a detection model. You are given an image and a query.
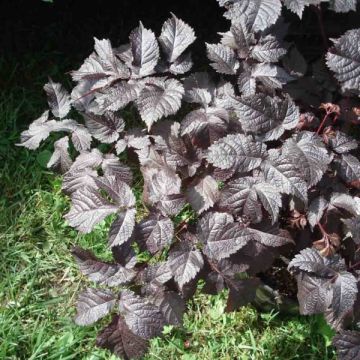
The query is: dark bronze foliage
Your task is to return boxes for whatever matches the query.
[18,2,360,358]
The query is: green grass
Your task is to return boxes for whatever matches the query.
[0,55,336,359]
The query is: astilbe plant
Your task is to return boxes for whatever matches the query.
[18,1,360,359]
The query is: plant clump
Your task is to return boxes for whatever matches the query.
[18,1,360,359]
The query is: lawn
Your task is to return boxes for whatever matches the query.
[0,55,337,360]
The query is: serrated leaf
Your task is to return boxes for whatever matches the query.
[183,72,214,106]
[96,81,140,112]
[289,248,333,275]
[181,108,228,146]
[326,29,360,93]
[283,131,332,187]
[213,80,238,110]
[75,288,116,326]
[198,212,252,260]
[137,213,174,254]
[47,136,73,173]
[251,62,294,89]
[229,19,254,58]
[93,38,130,79]
[283,0,306,17]
[186,175,219,214]
[289,248,347,279]
[97,315,148,360]
[207,133,267,172]
[168,241,204,288]
[150,291,186,326]
[218,177,281,223]
[204,258,249,294]
[17,111,55,150]
[237,67,256,95]
[136,78,184,130]
[108,209,136,248]
[296,273,333,315]
[307,196,329,229]
[251,35,286,62]
[332,272,358,317]
[206,43,239,75]
[336,154,360,185]
[248,224,293,247]
[72,246,137,286]
[101,155,133,185]
[142,165,184,216]
[223,0,282,32]
[234,94,299,141]
[62,168,98,194]
[333,330,360,360]
[169,52,193,74]
[69,147,104,169]
[71,125,92,152]
[43,79,71,119]
[330,0,357,13]
[152,120,189,170]
[329,131,358,154]
[65,187,118,233]
[119,290,166,340]
[71,52,107,82]
[94,175,136,208]
[141,262,173,288]
[159,14,196,63]
[129,22,159,77]
[83,112,124,143]
[343,217,360,244]
[329,192,360,216]
[261,151,308,204]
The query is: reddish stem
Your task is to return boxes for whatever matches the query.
[317,222,330,247]
[349,261,360,270]
[316,112,331,135]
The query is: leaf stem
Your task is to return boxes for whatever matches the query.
[349,261,360,270]
[317,222,330,248]
[316,112,331,135]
